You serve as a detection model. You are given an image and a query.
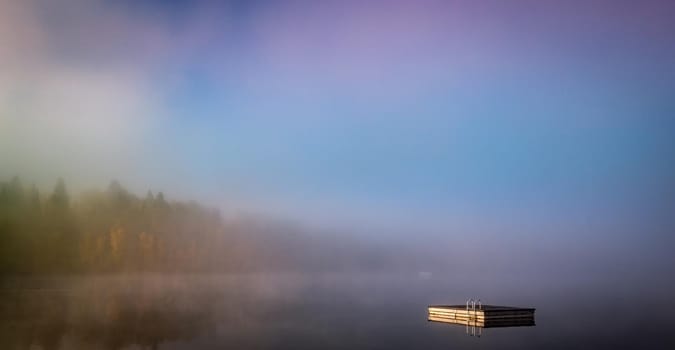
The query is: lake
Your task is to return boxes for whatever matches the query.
[1,274,674,349]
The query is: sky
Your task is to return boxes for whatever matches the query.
[1,0,674,268]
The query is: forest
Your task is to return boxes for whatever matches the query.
[0,177,395,274]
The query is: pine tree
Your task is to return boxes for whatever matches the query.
[50,178,69,210]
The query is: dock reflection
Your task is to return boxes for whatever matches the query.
[427,315,536,328]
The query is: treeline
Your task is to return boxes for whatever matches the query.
[0,177,226,273]
[0,177,394,274]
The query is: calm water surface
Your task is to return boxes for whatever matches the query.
[1,274,674,349]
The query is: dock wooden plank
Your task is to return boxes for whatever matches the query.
[428,304,535,328]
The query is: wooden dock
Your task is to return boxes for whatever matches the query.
[428,304,535,328]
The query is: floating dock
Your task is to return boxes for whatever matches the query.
[428,304,535,328]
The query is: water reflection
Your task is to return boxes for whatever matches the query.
[1,275,674,350]
[428,315,535,338]
[428,316,535,328]
[0,277,214,350]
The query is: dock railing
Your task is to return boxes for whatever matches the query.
[465,298,483,337]
[466,298,483,311]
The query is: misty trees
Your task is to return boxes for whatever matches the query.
[0,176,393,275]
[0,177,79,272]
[0,177,226,274]
[47,178,81,271]
[0,177,26,272]
[50,178,69,209]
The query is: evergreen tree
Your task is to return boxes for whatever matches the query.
[28,184,41,212]
[50,178,69,210]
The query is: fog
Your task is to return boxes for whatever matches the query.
[1,2,675,348]
[0,0,675,304]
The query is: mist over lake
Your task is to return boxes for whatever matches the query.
[2,0,675,349]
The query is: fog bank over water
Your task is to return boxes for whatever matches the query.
[0,176,672,292]
[2,2,675,349]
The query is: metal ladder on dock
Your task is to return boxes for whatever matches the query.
[466,298,482,315]
[466,298,483,337]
